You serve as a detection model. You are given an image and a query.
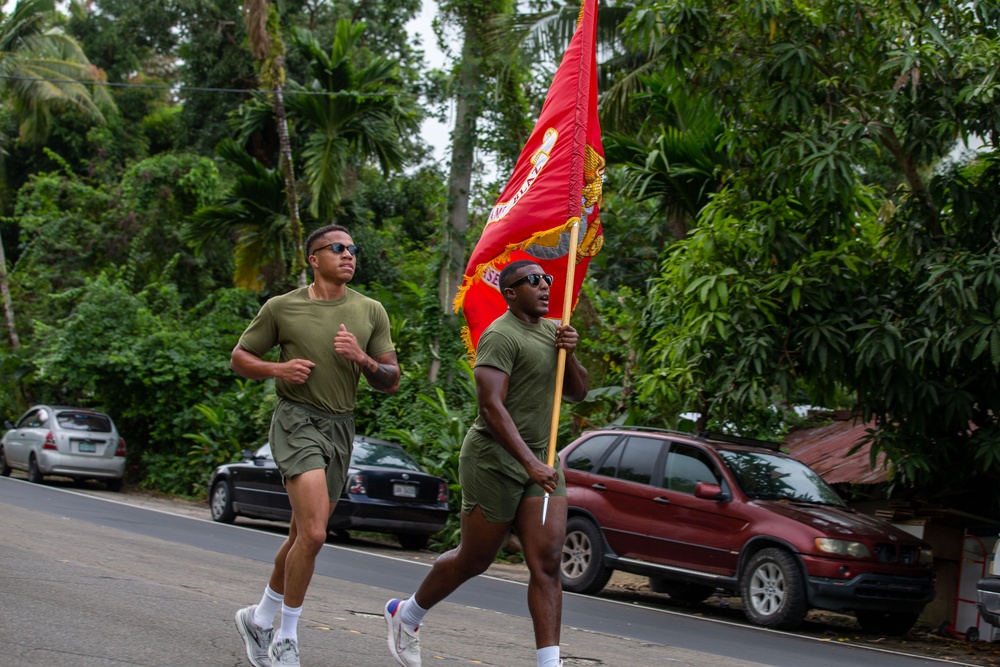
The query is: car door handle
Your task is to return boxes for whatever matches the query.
[591,483,607,491]
[654,497,670,504]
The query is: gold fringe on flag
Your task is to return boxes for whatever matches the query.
[453,218,583,308]
[453,216,593,363]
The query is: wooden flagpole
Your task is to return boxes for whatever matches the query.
[542,219,580,524]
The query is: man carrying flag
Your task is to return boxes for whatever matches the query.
[384,259,588,667]
[383,0,603,662]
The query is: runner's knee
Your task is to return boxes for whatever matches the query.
[293,522,329,552]
[527,551,561,579]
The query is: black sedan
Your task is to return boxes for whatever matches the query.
[208,436,449,549]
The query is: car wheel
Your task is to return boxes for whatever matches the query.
[855,610,919,636]
[397,534,430,550]
[648,578,716,603]
[740,547,808,629]
[105,478,123,492]
[210,480,236,523]
[0,446,10,476]
[561,516,613,594]
[27,454,43,484]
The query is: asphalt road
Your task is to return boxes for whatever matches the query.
[0,476,968,667]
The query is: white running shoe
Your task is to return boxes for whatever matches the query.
[268,637,300,667]
[384,598,421,667]
[235,605,273,667]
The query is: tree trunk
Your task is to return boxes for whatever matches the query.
[273,81,307,287]
[244,1,305,287]
[872,123,943,237]
[0,233,19,349]
[430,24,483,382]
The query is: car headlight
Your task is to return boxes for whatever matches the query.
[919,546,934,565]
[815,537,872,559]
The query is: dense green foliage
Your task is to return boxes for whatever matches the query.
[620,0,1000,492]
[1,0,999,547]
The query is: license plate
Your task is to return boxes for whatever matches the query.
[393,483,417,498]
[78,442,96,453]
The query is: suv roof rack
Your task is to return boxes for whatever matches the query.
[594,426,784,452]
[601,425,697,438]
[696,431,782,451]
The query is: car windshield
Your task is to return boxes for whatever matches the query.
[352,441,422,471]
[56,411,112,433]
[719,450,845,507]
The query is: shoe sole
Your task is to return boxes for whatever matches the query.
[235,609,270,667]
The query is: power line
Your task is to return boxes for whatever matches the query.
[0,74,416,98]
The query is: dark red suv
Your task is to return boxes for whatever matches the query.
[558,427,936,634]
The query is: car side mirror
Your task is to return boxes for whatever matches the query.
[695,481,729,501]
[241,448,254,460]
[3,420,13,430]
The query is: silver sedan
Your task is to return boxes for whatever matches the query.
[0,405,126,491]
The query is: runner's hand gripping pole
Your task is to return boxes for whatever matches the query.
[542,219,580,525]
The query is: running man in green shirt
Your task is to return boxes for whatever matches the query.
[385,259,589,667]
[232,224,400,667]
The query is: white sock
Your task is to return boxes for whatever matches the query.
[275,604,302,643]
[400,596,428,628]
[537,645,560,667]
[254,585,283,629]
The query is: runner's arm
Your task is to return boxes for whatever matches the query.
[230,344,315,384]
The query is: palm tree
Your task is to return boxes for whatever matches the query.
[0,0,111,142]
[185,139,290,293]
[0,0,111,349]
[604,70,728,241]
[196,21,419,293]
[285,20,420,223]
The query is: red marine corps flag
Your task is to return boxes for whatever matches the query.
[453,0,604,360]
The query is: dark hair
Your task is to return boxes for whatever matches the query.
[305,224,350,255]
[498,259,541,290]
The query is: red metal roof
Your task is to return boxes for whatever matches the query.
[784,418,889,485]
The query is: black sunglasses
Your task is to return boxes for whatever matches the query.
[508,273,553,289]
[313,242,359,256]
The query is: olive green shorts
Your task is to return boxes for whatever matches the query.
[269,399,355,502]
[458,430,566,523]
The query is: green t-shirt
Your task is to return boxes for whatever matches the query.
[238,287,395,414]
[469,311,559,450]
